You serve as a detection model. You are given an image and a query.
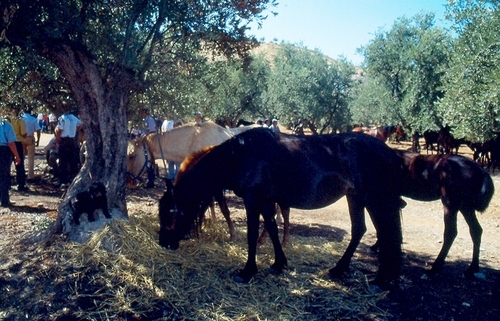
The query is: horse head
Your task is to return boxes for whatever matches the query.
[158,180,182,249]
[158,170,209,250]
[126,138,148,184]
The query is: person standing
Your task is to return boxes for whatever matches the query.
[140,106,156,135]
[269,118,281,133]
[48,113,57,134]
[55,111,82,187]
[0,118,21,207]
[140,106,156,187]
[22,109,41,180]
[194,111,203,125]
[37,112,44,133]
[161,115,179,180]
[161,115,174,133]
[8,112,27,191]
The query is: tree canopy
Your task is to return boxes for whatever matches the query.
[353,13,452,135]
[438,0,500,141]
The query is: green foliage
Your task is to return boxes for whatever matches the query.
[263,43,356,133]
[438,0,500,141]
[0,0,278,118]
[354,13,451,134]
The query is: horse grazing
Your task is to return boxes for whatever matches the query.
[397,151,494,278]
[160,128,404,288]
[127,121,258,240]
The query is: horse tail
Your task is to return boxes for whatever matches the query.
[473,169,495,212]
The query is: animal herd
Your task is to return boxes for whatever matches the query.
[124,121,494,290]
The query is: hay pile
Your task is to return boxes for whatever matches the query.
[48,212,389,320]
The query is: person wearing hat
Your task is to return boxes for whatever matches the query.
[141,105,157,135]
[194,112,203,125]
[269,118,281,133]
[0,118,21,207]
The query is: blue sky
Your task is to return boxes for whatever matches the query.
[248,0,450,65]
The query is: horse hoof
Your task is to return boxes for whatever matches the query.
[269,263,287,275]
[371,278,399,292]
[328,266,347,279]
[464,270,483,280]
[234,273,252,283]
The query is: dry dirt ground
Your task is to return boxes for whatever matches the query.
[0,133,499,320]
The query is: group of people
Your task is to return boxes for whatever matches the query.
[36,112,57,134]
[256,118,281,132]
[0,108,82,207]
[0,109,41,207]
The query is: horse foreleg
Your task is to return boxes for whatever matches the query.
[329,197,366,278]
[366,200,402,288]
[214,193,236,241]
[262,203,287,274]
[429,206,458,277]
[461,208,483,278]
[234,206,260,283]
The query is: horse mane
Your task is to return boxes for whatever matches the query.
[174,145,216,185]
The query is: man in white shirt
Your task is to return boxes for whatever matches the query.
[55,111,82,186]
[161,116,174,133]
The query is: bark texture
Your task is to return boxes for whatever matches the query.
[44,42,131,238]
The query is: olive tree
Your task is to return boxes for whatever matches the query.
[263,43,355,134]
[0,0,276,238]
[355,13,452,136]
[439,0,500,142]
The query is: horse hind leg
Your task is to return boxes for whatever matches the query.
[280,206,291,246]
[257,203,291,246]
[428,206,458,277]
[461,208,483,279]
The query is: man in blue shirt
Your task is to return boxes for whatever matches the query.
[0,118,21,207]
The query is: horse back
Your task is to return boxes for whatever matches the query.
[229,130,404,209]
[398,151,494,210]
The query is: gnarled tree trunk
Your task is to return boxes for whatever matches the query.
[44,42,132,239]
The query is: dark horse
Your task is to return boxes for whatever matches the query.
[396,151,494,278]
[159,128,405,287]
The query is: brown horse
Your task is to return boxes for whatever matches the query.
[159,128,404,288]
[396,151,494,278]
[355,125,404,143]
